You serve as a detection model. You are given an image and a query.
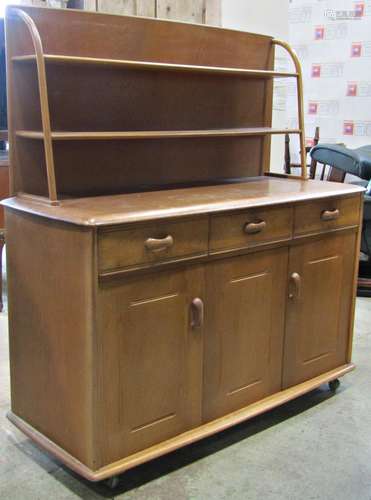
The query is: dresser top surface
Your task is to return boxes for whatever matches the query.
[2,177,364,227]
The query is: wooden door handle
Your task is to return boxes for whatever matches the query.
[145,235,174,252]
[289,272,301,300]
[191,298,204,329]
[321,209,339,221]
[244,220,266,235]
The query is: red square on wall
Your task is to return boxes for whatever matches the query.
[308,102,318,114]
[343,121,354,135]
[347,82,358,96]
[312,64,321,78]
[351,42,362,57]
[355,2,365,17]
[306,138,315,148]
[315,26,325,40]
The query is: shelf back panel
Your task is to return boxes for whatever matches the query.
[44,66,267,132]
[15,136,262,197]
[7,6,273,68]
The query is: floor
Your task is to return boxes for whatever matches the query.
[0,298,370,500]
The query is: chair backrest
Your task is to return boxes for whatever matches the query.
[284,126,320,174]
[310,134,347,183]
[317,164,346,183]
[285,126,346,183]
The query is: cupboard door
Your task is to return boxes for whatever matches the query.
[283,232,357,388]
[97,266,204,464]
[203,248,288,421]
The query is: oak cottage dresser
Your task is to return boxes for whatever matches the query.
[3,5,364,484]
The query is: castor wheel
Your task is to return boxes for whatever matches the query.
[106,476,120,489]
[329,379,340,392]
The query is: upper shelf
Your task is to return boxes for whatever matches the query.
[16,128,301,141]
[12,54,298,79]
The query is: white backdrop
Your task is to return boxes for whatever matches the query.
[287,0,371,163]
[222,0,290,171]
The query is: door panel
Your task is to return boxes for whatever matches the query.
[124,292,186,435]
[203,248,288,421]
[97,266,204,464]
[283,232,357,388]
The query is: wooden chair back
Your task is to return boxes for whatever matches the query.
[285,127,346,183]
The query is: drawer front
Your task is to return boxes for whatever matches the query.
[294,196,361,236]
[209,206,293,252]
[99,218,208,271]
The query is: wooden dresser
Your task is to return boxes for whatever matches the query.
[3,5,364,483]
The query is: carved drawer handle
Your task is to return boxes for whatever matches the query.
[289,272,301,300]
[321,209,340,221]
[191,298,204,329]
[244,220,266,235]
[145,235,174,252]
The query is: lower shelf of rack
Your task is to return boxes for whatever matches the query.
[7,362,355,482]
[15,127,301,141]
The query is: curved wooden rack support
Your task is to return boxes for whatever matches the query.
[9,8,58,205]
[272,39,308,180]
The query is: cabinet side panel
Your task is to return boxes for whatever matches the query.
[347,195,364,362]
[5,209,95,468]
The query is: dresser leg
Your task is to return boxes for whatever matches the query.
[328,379,340,393]
[105,475,121,489]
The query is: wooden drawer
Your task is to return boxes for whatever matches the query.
[294,196,361,236]
[209,206,293,252]
[98,218,208,271]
